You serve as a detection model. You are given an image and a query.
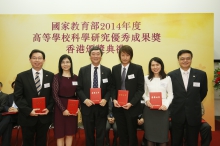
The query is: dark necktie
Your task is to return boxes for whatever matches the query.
[121,67,126,90]
[35,72,41,95]
[93,67,98,88]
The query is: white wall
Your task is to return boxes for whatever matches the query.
[1,0,220,59]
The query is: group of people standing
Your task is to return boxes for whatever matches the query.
[0,45,208,146]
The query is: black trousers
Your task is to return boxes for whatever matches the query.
[21,120,50,146]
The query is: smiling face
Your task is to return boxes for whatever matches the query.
[178,53,192,71]
[90,50,102,66]
[151,60,161,76]
[61,58,71,71]
[29,52,45,71]
[120,52,131,66]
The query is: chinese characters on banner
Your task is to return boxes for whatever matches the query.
[33,21,161,54]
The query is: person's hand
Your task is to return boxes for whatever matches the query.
[159,105,167,111]
[71,108,79,116]
[137,118,144,125]
[146,100,153,108]
[8,107,18,113]
[113,99,121,108]
[108,117,115,124]
[84,99,95,107]
[38,108,49,115]
[63,109,70,116]
[122,103,132,110]
[30,109,40,116]
[99,99,107,106]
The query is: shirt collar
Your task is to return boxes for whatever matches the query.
[180,68,191,74]
[32,68,43,75]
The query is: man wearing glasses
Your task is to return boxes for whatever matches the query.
[168,50,208,146]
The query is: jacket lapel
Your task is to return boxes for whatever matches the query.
[175,69,186,90]
[187,68,196,90]
[27,69,38,94]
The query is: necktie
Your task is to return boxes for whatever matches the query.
[35,72,41,95]
[183,71,189,90]
[93,67,98,88]
[121,68,126,90]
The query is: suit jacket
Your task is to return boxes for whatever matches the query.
[14,69,54,126]
[168,68,208,126]
[4,93,18,123]
[77,64,111,116]
[0,92,8,121]
[111,63,144,117]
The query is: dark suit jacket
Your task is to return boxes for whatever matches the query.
[0,92,8,121]
[77,64,111,116]
[14,69,54,126]
[168,68,208,126]
[111,63,144,117]
[4,93,18,123]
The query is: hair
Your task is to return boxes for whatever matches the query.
[89,46,103,56]
[0,82,2,87]
[177,49,193,59]
[11,81,15,88]
[29,49,46,59]
[118,45,133,61]
[148,57,167,80]
[58,54,74,78]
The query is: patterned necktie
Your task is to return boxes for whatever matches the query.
[35,72,41,95]
[121,68,126,90]
[93,67,98,88]
[183,71,189,90]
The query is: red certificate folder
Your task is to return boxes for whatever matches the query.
[117,90,128,106]
[32,97,46,113]
[67,99,79,115]
[90,88,101,104]
[149,92,162,109]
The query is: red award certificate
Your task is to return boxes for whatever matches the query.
[90,88,101,104]
[67,99,79,115]
[149,92,162,109]
[32,97,46,113]
[117,90,128,106]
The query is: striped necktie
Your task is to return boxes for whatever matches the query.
[35,72,41,95]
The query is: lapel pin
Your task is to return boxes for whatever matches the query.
[102,72,103,74]
[193,75,195,77]
[46,75,48,76]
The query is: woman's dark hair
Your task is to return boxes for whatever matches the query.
[58,54,74,78]
[148,57,166,80]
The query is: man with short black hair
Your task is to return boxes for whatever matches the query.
[77,46,112,146]
[14,49,54,146]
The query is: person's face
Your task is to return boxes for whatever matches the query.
[29,52,45,71]
[90,50,102,66]
[178,53,192,70]
[151,61,161,75]
[61,58,71,71]
[120,52,131,66]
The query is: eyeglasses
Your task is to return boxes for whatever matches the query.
[179,57,191,61]
[31,57,43,61]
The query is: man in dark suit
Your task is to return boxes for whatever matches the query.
[77,46,111,146]
[168,49,208,146]
[112,45,144,146]
[0,81,10,140]
[1,81,18,146]
[14,49,54,146]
